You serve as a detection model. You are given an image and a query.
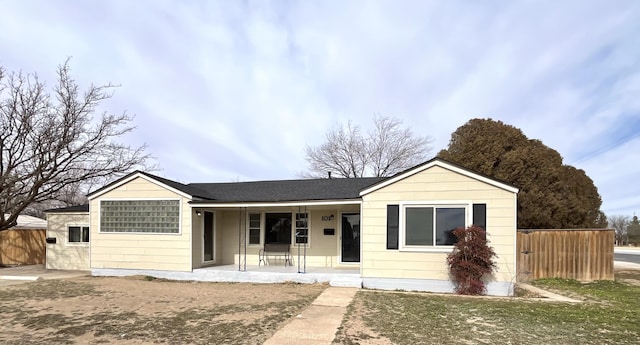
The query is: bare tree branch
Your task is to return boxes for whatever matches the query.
[609,214,630,246]
[367,116,432,177]
[0,59,153,231]
[303,116,432,178]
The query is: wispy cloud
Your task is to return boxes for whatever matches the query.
[1,0,639,215]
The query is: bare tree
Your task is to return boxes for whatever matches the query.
[21,182,89,219]
[0,60,152,231]
[303,116,431,178]
[304,121,367,178]
[368,116,431,177]
[609,214,630,246]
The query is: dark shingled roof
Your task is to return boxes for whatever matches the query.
[87,170,385,203]
[86,158,517,204]
[45,204,89,213]
[189,177,385,203]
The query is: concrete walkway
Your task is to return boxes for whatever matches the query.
[0,264,89,282]
[263,286,358,345]
[516,283,583,302]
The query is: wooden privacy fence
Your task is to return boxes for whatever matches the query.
[0,229,46,265]
[517,229,614,282]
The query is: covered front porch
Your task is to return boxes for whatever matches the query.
[191,202,363,271]
[93,264,362,287]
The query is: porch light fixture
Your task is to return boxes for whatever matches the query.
[195,210,202,216]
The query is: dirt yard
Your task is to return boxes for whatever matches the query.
[0,276,326,344]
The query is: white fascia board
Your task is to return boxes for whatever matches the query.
[190,199,362,208]
[87,173,193,200]
[359,160,519,196]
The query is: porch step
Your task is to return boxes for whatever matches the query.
[329,275,362,288]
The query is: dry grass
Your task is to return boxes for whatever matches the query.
[0,276,326,344]
[334,271,640,345]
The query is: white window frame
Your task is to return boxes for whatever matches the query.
[293,212,311,248]
[399,200,471,252]
[244,211,312,248]
[67,224,90,245]
[246,212,263,246]
[98,198,183,235]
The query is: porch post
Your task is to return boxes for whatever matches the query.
[296,206,308,273]
[238,207,247,272]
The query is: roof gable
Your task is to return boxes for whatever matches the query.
[87,171,209,200]
[359,158,519,196]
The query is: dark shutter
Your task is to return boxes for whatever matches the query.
[473,203,487,240]
[473,204,487,229]
[386,205,399,249]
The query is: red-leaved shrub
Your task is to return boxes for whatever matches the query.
[446,225,497,295]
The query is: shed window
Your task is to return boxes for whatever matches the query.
[69,226,89,243]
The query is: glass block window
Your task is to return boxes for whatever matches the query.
[100,200,180,233]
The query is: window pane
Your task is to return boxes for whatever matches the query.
[405,207,433,245]
[69,226,81,242]
[82,227,90,242]
[249,228,261,245]
[248,213,261,244]
[249,214,261,228]
[295,213,308,244]
[436,208,465,245]
[265,213,291,244]
[295,228,308,244]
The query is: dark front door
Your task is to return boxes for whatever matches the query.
[341,213,360,262]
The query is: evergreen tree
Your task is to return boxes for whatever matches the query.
[439,118,605,229]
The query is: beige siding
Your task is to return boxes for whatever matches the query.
[213,205,360,268]
[90,177,193,272]
[46,213,91,270]
[361,165,517,283]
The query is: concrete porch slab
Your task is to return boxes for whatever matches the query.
[92,265,363,287]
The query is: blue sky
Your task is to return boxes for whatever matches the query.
[1,1,639,217]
